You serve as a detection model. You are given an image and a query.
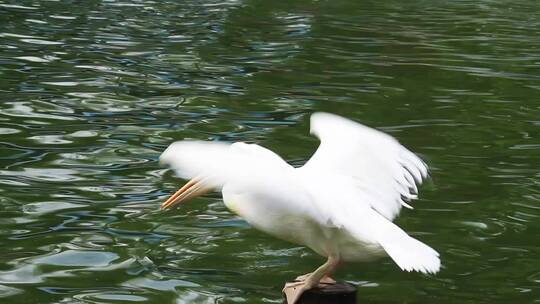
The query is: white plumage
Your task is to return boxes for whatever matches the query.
[160,112,440,303]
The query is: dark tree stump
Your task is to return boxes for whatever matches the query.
[282,282,357,304]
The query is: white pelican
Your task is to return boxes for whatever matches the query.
[159,112,440,303]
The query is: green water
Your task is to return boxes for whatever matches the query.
[1,0,539,303]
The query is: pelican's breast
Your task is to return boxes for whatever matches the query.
[221,185,329,255]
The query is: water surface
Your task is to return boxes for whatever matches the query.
[1,0,539,303]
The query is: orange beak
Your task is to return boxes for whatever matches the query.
[161,177,211,210]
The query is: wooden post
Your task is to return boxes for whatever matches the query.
[282,282,357,304]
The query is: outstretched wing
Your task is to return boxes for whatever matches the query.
[302,112,428,221]
[160,141,293,189]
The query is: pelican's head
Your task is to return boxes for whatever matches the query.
[158,141,231,210]
[160,176,212,210]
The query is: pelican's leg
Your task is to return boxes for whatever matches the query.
[283,255,340,304]
[293,258,340,283]
[294,259,340,284]
[320,259,341,284]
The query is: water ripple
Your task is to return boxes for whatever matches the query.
[0,0,539,302]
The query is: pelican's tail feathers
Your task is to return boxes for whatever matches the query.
[379,233,440,274]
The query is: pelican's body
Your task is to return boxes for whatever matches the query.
[160,113,440,303]
[222,171,385,262]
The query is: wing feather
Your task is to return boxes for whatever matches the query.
[160,141,292,189]
[303,112,428,221]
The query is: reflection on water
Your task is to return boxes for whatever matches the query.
[1,0,539,303]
